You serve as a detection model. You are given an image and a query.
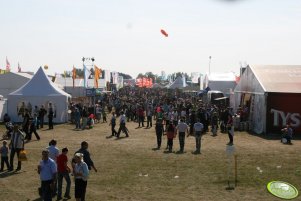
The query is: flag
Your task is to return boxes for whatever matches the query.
[84,65,91,88]
[72,66,76,88]
[6,57,10,72]
[18,62,21,72]
[94,65,102,88]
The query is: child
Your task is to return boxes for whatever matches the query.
[0,140,10,171]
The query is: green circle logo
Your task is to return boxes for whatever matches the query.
[267,181,298,199]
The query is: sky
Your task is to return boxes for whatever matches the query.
[1,0,301,78]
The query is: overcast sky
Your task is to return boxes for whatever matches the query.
[1,0,301,78]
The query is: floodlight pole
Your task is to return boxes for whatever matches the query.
[209,56,212,75]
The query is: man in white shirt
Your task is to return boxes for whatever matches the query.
[175,118,189,153]
[47,139,60,163]
[192,119,204,154]
[38,149,57,201]
[46,139,59,196]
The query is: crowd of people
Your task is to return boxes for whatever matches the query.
[0,87,295,201]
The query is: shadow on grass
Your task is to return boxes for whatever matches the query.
[31,198,43,201]
[163,150,174,154]
[0,170,23,178]
[175,150,185,154]
[114,136,128,140]
[24,139,40,144]
[246,131,301,141]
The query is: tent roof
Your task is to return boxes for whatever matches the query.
[152,83,164,88]
[207,72,237,81]
[9,67,71,97]
[167,77,185,89]
[54,77,106,88]
[251,65,301,93]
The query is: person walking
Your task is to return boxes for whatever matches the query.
[226,114,234,145]
[73,153,89,201]
[22,109,31,139]
[38,105,47,129]
[146,103,153,128]
[9,125,25,171]
[109,112,118,136]
[166,122,176,153]
[37,149,57,201]
[57,147,71,200]
[211,112,218,137]
[192,119,204,154]
[0,140,10,172]
[117,111,129,138]
[74,108,81,130]
[48,103,55,130]
[28,113,41,141]
[75,141,97,172]
[175,118,189,153]
[155,119,164,149]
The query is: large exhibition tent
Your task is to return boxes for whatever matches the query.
[233,65,301,134]
[8,67,71,123]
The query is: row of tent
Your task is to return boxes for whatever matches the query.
[1,65,301,134]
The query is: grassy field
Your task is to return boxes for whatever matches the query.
[0,118,300,201]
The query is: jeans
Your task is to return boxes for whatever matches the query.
[167,138,173,151]
[111,124,118,136]
[9,148,22,170]
[75,117,81,129]
[117,123,129,137]
[57,171,71,198]
[156,133,162,148]
[178,132,185,151]
[1,156,10,170]
[75,179,87,201]
[195,135,201,153]
[41,180,53,201]
[147,116,152,127]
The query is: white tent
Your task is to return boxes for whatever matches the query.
[0,72,32,98]
[204,72,238,96]
[167,77,185,89]
[8,67,71,123]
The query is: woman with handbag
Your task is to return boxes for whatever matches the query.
[9,124,25,171]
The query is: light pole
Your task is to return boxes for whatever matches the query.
[209,56,212,75]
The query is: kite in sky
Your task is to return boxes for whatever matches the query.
[160,29,168,37]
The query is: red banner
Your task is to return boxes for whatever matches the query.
[136,77,153,88]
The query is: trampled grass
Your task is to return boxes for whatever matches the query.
[0,119,300,201]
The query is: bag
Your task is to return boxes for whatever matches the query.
[18,150,28,161]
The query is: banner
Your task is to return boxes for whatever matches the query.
[136,77,153,88]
